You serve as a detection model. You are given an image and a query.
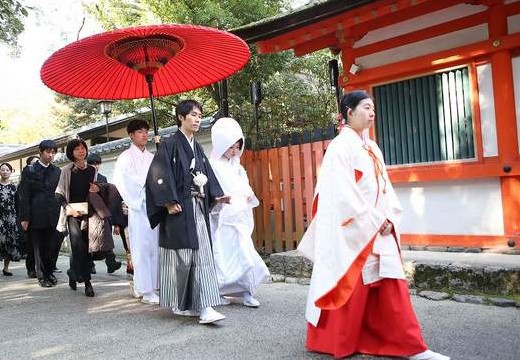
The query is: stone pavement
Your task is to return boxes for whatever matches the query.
[1,255,519,360]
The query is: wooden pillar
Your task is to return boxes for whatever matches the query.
[488,2,520,238]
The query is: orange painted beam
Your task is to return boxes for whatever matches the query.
[387,160,520,183]
[353,11,488,58]
[266,0,520,57]
[256,0,395,53]
[501,178,520,234]
[401,234,520,249]
[341,31,520,87]
[487,2,520,237]
[256,0,459,54]
[505,0,520,14]
[344,0,463,40]
[293,33,337,57]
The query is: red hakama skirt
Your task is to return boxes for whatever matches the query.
[307,277,428,359]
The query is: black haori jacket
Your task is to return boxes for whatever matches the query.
[145,131,223,250]
[18,162,61,229]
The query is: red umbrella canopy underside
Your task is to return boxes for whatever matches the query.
[40,24,251,100]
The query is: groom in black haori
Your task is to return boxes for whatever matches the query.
[146,99,230,324]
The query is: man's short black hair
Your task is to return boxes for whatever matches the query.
[87,153,102,165]
[66,138,88,162]
[127,119,150,134]
[38,139,58,153]
[175,99,202,127]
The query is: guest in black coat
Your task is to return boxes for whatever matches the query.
[18,141,61,287]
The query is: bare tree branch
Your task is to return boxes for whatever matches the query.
[76,16,85,40]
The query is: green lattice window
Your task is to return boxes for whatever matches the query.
[374,67,475,165]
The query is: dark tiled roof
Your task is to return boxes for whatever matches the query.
[0,108,150,162]
[53,116,216,164]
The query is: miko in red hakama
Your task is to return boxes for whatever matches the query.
[298,125,433,359]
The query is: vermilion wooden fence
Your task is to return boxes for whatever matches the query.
[242,139,331,254]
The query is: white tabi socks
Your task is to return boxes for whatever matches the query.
[409,350,451,360]
[199,307,226,324]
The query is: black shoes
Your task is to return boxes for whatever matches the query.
[27,270,37,278]
[38,278,53,287]
[48,274,58,286]
[67,269,77,291]
[69,278,77,291]
[2,270,13,276]
[84,281,95,297]
[107,261,122,274]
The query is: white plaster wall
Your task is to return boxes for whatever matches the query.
[513,56,520,154]
[508,13,520,34]
[354,3,487,48]
[356,24,488,69]
[476,63,499,157]
[394,178,504,235]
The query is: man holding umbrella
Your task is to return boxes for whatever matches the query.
[113,120,159,305]
[146,99,230,324]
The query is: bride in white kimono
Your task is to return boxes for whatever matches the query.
[209,117,270,307]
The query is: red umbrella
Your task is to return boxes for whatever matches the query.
[41,24,250,142]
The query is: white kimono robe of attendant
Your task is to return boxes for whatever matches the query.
[298,127,405,326]
[113,143,159,295]
[209,117,270,295]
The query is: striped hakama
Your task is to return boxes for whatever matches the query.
[159,197,222,311]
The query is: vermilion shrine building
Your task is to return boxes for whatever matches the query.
[234,0,520,251]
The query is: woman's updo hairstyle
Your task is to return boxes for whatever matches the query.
[340,90,371,122]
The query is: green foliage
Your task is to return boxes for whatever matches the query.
[84,0,149,30]
[0,0,29,49]
[55,0,339,147]
[0,106,60,144]
[240,49,339,145]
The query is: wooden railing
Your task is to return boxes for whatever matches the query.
[242,139,331,254]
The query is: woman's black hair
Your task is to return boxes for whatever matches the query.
[175,99,202,127]
[237,138,244,151]
[340,90,371,122]
[26,156,39,166]
[66,138,88,162]
[0,162,13,172]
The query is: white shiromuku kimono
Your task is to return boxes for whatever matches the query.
[113,143,159,295]
[209,118,269,296]
[297,126,405,326]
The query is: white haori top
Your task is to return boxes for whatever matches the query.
[113,143,154,211]
[298,127,405,326]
